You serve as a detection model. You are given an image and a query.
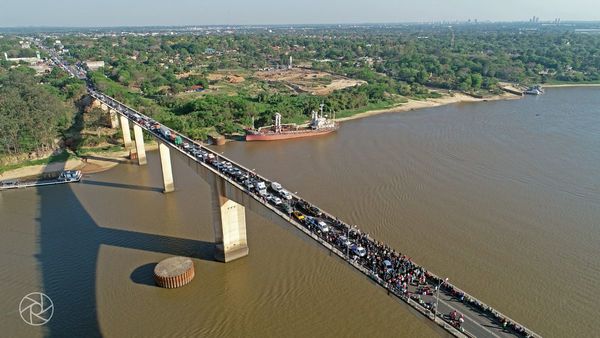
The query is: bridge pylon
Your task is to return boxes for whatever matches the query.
[209,172,249,262]
[120,115,133,149]
[158,142,175,193]
[133,124,147,165]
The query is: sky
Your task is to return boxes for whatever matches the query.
[0,0,599,27]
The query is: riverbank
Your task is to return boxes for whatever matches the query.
[0,143,159,181]
[542,83,600,88]
[335,91,522,122]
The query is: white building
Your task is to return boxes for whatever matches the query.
[85,60,105,71]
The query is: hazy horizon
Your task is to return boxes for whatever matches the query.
[1,0,599,28]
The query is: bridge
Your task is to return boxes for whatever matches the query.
[41,41,541,338]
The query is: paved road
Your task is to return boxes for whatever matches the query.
[407,283,520,338]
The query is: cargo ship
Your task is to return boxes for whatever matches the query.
[245,104,339,141]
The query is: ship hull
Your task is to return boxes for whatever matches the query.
[245,128,337,141]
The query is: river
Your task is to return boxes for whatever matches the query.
[1,87,599,337]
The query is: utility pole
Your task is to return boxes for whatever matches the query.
[434,277,448,318]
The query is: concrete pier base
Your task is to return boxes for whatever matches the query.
[133,124,147,165]
[210,174,248,262]
[120,115,132,149]
[159,142,175,193]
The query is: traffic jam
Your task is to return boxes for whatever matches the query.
[90,89,534,338]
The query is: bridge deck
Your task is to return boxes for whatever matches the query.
[89,91,539,338]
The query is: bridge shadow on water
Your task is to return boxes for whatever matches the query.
[80,179,164,193]
[36,163,215,337]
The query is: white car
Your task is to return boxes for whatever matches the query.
[271,182,282,192]
[272,197,283,205]
[256,181,267,190]
[351,245,367,257]
[316,220,329,232]
[279,189,292,200]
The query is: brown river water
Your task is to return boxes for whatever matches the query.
[1,87,599,337]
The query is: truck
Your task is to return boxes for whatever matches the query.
[256,181,268,197]
[159,126,171,139]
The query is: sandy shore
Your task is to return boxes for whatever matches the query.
[0,143,159,181]
[336,92,522,122]
[0,154,126,181]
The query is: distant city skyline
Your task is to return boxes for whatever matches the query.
[0,0,599,27]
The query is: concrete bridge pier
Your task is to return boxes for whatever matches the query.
[133,124,147,165]
[209,174,249,262]
[158,142,175,193]
[99,102,119,129]
[109,109,119,129]
[120,115,133,149]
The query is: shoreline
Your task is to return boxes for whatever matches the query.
[542,83,600,88]
[336,91,522,123]
[0,143,159,181]
[3,84,593,179]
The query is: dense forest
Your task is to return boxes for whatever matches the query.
[0,60,87,162]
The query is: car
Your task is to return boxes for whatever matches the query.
[183,142,190,150]
[280,202,293,214]
[279,189,292,200]
[383,260,394,273]
[271,182,282,192]
[351,245,367,257]
[223,162,233,169]
[316,220,329,232]
[306,217,329,232]
[272,197,283,206]
[256,181,267,190]
[292,211,305,221]
[258,189,268,197]
[338,235,352,248]
[245,180,255,190]
[295,200,322,217]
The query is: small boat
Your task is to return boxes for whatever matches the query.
[58,170,83,182]
[524,85,545,95]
